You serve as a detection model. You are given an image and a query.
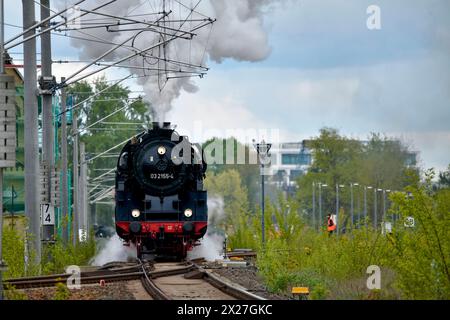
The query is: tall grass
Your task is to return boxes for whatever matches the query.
[2,227,96,279]
[228,183,450,299]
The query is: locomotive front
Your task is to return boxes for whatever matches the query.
[114,122,208,258]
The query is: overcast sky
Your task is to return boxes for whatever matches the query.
[4,0,450,172]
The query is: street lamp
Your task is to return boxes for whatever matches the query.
[318,183,328,231]
[383,189,391,224]
[285,204,290,231]
[374,188,383,229]
[365,186,373,228]
[335,184,345,236]
[253,139,271,246]
[312,182,316,230]
[350,183,359,229]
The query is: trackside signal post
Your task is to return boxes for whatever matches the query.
[0,0,16,298]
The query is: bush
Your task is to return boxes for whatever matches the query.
[42,235,96,275]
[386,171,450,299]
[2,227,96,278]
[54,282,71,300]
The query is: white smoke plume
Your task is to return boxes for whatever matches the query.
[188,196,226,261]
[90,234,137,266]
[56,0,285,121]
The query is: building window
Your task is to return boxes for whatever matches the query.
[281,153,311,165]
[298,153,312,165]
[282,154,299,165]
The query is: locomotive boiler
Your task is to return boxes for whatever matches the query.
[114,122,207,258]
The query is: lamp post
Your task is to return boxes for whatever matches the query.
[374,188,383,229]
[285,204,290,231]
[350,183,359,229]
[318,183,328,231]
[336,184,345,236]
[383,189,391,224]
[365,186,373,228]
[253,139,271,246]
[312,182,316,230]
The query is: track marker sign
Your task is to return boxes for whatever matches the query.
[40,203,55,226]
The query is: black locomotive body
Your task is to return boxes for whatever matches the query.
[115,122,207,258]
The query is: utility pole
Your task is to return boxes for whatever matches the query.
[72,110,79,245]
[23,0,41,264]
[39,0,55,244]
[382,189,390,225]
[318,183,327,231]
[335,184,339,236]
[373,188,378,230]
[60,78,68,243]
[0,0,16,298]
[350,183,359,229]
[79,142,88,241]
[0,161,3,300]
[318,183,322,232]
[312,182,315,230]
[0,0,4,300]
[364,187,369,228]
[335,184,344,235]
[350,183,353,228]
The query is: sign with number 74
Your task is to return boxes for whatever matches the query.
[40,203,55,226]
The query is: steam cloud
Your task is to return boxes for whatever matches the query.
[90,234,137,266]
[188,197,226,261]
[57,0,285,121]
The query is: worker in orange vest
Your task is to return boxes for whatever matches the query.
[327,214,336,235]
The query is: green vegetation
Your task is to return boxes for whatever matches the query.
[1,227,96,279]
[4,283,28,300]
[295,128,418,226]
[41,235,96,275]
[226,180,449,299]
[208,128,450,300]
[203,137,259,209]
[54,282,71,300]
[67,76,150,227]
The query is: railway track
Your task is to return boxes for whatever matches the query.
[139,259,265,300]
[3,262,147,289]
[4,252,264,300]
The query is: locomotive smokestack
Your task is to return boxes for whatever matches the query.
[152,122,171,130]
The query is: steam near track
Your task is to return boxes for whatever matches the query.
[55,0,287,121]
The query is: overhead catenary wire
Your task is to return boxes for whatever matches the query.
[83,131,146,164]
[73,103,132,136]
[56,0,213,87]
[58,74,133,116]
[5,0,114,50]
[92,168,116,182]
[4,0,86,46]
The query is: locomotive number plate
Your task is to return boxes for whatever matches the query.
[150,173,175,179]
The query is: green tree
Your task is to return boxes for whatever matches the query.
[205,169,249,234]
[388,170,450,299]
[203,137,259,209]
[438,164,450,188]
[296,128,416,229]
[66,76,151,227]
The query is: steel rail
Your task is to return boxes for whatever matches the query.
[138,259,265,301]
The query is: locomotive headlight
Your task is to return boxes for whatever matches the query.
[131,209,141,218]
[184,209,193,218]
[157,146,166,155]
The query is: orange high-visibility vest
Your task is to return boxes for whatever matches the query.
[327,218,336,231]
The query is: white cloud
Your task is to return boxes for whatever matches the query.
[163,53,450,171]
[167,91,282,143]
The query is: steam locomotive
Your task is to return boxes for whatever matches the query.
[114,122,208,259]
